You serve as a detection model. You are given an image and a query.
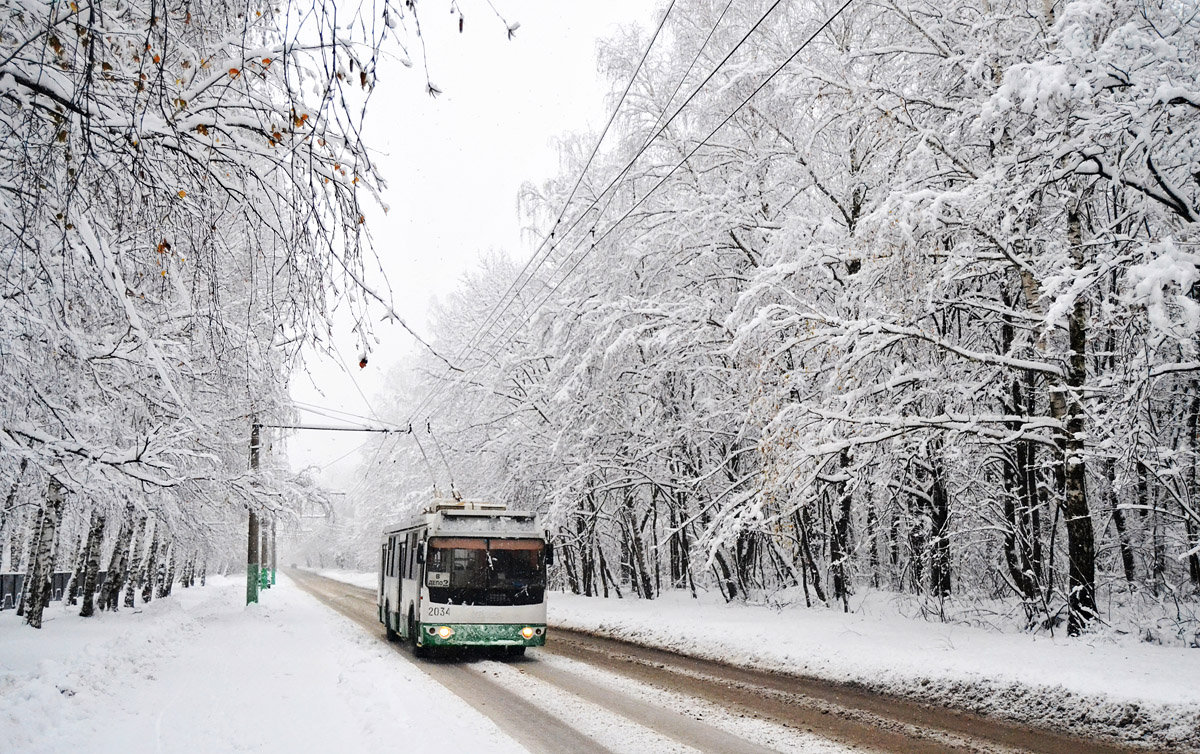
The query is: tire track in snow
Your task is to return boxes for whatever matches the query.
[286,568,612,754]
[288,569,1152,754]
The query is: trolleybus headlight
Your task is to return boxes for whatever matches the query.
[520,626,535,640]
[534,627,545,636]
[437,626,454,640]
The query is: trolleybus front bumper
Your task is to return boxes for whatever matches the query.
[419,623,547,648]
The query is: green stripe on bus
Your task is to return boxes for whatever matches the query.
[421,623,547,647]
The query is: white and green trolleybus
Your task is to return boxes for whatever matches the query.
[377,499,550,656]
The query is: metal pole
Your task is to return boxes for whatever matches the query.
[260,516,270,590]
[247,421,260,605]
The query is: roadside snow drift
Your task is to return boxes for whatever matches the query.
[0,575,524,754]
[549,590,1200,750]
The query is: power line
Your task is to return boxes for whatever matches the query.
[439,0,678,374]
[261,423,402,433]
[419,0,756,422]
[315,436,376,471]
[292,400,407,429]
[403,1,680,427]
[427,0,857,424]
[485,0,858,361]
[456,0,773,365]
[342,430,404,501]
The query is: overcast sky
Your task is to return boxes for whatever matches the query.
[286,1,659,488]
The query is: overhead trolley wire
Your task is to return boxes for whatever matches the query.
[447,0,735,374]
[428,0,859,425]
[415,0,739,425]
[342,429,405,502]
[420,0,790,422]
[402,0,681,428]
[476,0,859,368]
[443,0,678,366]
[292,400,408,430]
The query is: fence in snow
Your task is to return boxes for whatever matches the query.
[0,571,109,611]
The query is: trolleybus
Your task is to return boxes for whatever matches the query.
[378,499,550,655]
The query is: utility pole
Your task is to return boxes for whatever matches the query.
[260,515,270,590]
[247,421,260,605]
[242,419,404,596]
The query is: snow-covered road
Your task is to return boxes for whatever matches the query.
[4,571,1185,754]
[290,569,1162,754]
[288,567,859,754]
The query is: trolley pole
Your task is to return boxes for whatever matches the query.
[247,421,261,605]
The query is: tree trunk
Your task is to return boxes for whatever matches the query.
[1187,386,1200,587]
[1055,204,1096,637]
[830,450,853,611]
[1105,460,1137,587]
[248,421,262,603]
[164,543,177,597]
[1,459,28,569]
[100,504,135,611]
[79,509,106,617]
[797,507,827,604]
[929,443,952,599]
[16,503,46,617]
[66,530,86,606]
[866,497,881,589]
[25,479,66,629]
[141,520,161,604]
[260,517,270,590]
[124,514,147,608]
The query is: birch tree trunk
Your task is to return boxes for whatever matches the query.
[65,530,85,606]
[15,503,44,617]
[25,479,66,629]
[141,521,161,604]
[158,542,175,598]
[124,515,147,608]
[0,459,28,569]
[99,504,135,611]
[79,509,106,617]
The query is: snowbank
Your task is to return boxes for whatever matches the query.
[312,567,377,591]
[284,570,1200,748]
[549,590,1200,750]
[0,575,523,754]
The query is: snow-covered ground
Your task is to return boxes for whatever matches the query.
[0,575,524,754]
[314,568,377,591]
[314,568,1200,749]
[549,590,1200,749]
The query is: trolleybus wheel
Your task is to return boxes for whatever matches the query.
[409,609,428,658]
[384,604,398,641]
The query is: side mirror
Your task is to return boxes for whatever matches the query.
[416,541,426,564]
[544,542,555,566]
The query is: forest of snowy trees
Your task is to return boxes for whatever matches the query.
[311,0,1200,641]
[0,0,445,625]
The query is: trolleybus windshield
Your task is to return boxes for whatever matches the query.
[425,537,545,606]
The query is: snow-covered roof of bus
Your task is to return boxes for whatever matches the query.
[427,497,503,512]
[381,501,540,536]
